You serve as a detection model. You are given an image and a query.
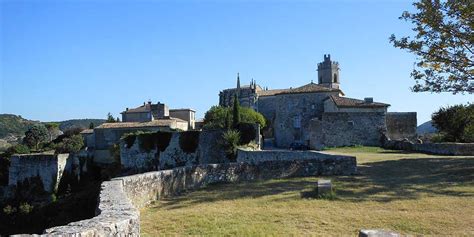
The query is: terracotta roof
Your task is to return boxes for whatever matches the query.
[80,129,94,134]
[96,118,185,129]
[121,104,151,114]
[258,83,343,97]
[326,95,390,108]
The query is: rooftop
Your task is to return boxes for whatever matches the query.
[95,118,186,129]
[258,82,343,97]
[326,95,390,108]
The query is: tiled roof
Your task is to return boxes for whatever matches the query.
[327,95,390,108]
[80,129,94,134]
[96,118,185,129]
[121,104,150,114]
[258,83,343,97]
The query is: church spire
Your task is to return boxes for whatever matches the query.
[237,73,241,90]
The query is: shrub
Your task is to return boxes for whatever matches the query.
[203,106,267,130]
[137,132,172,152]
[53,134,84,154]
[3,205,16,215]
[23,124,49,150]
[18,202,33,214]
[237,122,257,145]
[179,131,200,153]
[222,130,240,161]
[432,103,473,143]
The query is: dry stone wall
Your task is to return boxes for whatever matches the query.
[8,153,70,193]
[17,151,356,236]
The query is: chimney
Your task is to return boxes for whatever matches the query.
[148,100,152,105]
[364,97,374,103]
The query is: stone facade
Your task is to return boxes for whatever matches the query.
[8,153,70,193]
[120,130,227,173]
[169,109,196,130]
[386,112,417,140]
[383,139,474,156]
[218,55,416,149]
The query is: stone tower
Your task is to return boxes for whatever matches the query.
[317,54,340,89]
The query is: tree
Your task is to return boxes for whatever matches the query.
[203,105,267,130]
[232,95,241,128]
[390,0,473,94]
[23,124,49,150]
[431,103,473,142]
[53,134,84,153]
[106,113,116,123]
[44,122,60,142]
[89,122,95,129]
[221,130,240,161]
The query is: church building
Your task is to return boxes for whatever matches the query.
[219,55,417,149]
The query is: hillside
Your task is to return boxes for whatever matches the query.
[56,119,106,131]
[0,114,39,138]
[417,121,438,135]
[0,114,105,151]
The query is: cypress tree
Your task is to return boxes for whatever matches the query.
[232,94,241,128]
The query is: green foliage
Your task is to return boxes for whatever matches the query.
[222,130,240,161]
[390,0,473,94]
[232,95,241,128]
[57,119,105,131]
[137,132,173,152]
[6,144,31,155]
[431,103,473,142]
[123,134,137,148]
[237,123,257,145]
[18,203,33,214]
[203,106,266,130]
[23,124,49,150]
[106,113,117,123]
[203,106,229,129]
[89,122,95,129]
[0,114,37,138]
[179,131,200,153]
[2,205,16,215]
[52,134,84,153]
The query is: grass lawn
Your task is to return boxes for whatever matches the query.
[140,147,474,236]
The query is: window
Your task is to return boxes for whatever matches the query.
[348,121,354,126]
[293,115,301,128]
[334,73,338,83]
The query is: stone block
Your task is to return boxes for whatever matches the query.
[359,229,400,237]
[317,179,332,196]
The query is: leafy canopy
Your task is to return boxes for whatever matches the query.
[23,124,49,150]
[431,103,473,142]
[390,0,473,94]
[203,105,266,129]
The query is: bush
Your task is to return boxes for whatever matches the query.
[237,123,257,145]
[179,131,200,153]
[432,103,473,143]
[53,134,84,154]
[222,130,240,161]
[137,132,172,152]
[203,106,266,130]
[18,203,33,214]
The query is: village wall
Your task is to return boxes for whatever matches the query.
[319,112,386,148]
[385,112,417,140]
[8,153,70,193]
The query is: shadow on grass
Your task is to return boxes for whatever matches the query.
[152,156,474,210]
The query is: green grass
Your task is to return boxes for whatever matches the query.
[140,147,474,236]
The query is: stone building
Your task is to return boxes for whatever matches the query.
[218,55,416,149]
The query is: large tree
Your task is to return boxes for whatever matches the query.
[23,124,49,150]
[390,0,473,94]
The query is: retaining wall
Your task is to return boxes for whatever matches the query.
[21,152,356,236]
[383,140,474,156]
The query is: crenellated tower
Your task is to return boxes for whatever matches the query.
[317,54,340,89]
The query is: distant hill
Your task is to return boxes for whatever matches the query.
[417,121,438,135]
[0,114,39,138]
[0,114,105,151]
[56,119,106,131]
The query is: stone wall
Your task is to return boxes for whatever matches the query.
[236,149,357,175]
[8,153,70,193]
[318,112,386,148]
[20,151,357,236]
[383,139,474,156]
[386,112,417,140]
[120,130,226,173]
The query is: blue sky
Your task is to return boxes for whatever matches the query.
[1,0,471,124]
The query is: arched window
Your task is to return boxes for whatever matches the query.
[333,73,338,83]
